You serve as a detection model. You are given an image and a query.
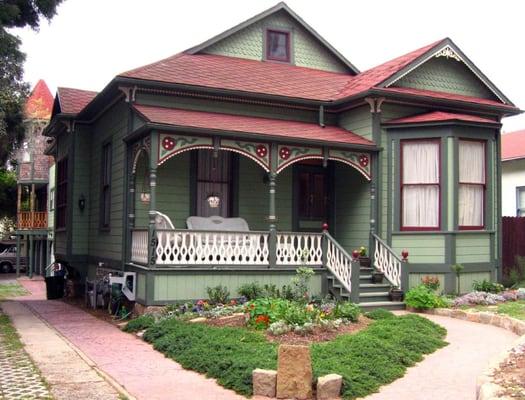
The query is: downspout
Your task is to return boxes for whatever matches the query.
[319,105,325,128]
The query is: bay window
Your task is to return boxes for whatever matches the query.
[401,139,440,230]
[459,140,485,229]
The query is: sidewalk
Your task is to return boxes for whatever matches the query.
[13,278,245,400]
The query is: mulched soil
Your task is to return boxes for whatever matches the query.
[205,313,372,345]
[493,344,525,399]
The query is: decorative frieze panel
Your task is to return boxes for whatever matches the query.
[220,139,270,171]
[276,145,323,172]
[131,136,151,174]
[158,134,213,165]
[328,149,371,180]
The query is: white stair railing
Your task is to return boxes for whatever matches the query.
[131,229,148,265]
[324,233,353,293]
[372,233,403,288]
[155,229,269,265]
[276,232,323,266]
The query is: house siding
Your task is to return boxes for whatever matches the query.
[334,163,370,252]
[87,101,128,262]
[393,57,496,100]
[501,158,525,216]
[202,10,349,73]
[456,234,491,263]
[392,235,446,264]
[152,271,322,302]
[338,106,373,140]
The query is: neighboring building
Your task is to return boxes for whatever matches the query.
[15,80,54,276]
[43,3,520,305]
[502,130,525,216]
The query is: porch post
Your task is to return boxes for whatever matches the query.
[126,142,136,264]
[268,143,278,268]
[17,184,21,228]
[29,235,34,279]
[148,131,159,266]
[350,259,360,303]
[30,183,35,228]
[16,234,21,278]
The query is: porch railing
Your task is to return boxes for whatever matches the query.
[372,233,402,288]
[17,211,47,229]
[131,229,148,264]
[325,232,354,293]
[155,229,270,265]
[276,232,323,266]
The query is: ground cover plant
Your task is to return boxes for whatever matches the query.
[137,312,447,398]
[0,281,28,300]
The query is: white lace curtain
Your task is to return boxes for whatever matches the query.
[459,140,485,227]
[402,141,440,228]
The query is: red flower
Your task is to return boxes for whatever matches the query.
[255,315,270,327]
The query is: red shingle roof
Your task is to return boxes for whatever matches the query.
[57,87,98,114]
[335,40,441,98]
[25,80,53,119]
[121,53,350,101]
[377,87,515,109]
[502,130,525,161]
[133,104,374,147]
[384,111,500,126]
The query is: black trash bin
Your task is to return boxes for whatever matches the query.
[45,276,65,299]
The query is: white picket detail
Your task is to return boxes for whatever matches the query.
[276,233,323,265]
[131,229,148,264]
[155,230,269,265]
[325,234,353,293]
[373,233,402,288]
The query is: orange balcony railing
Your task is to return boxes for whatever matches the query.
[17,212,48,230]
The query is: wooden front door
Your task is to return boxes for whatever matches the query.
[195,150,233,217]
[293,163,331,232]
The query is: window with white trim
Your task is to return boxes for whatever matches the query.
[401,140,441,230]
[517,186,525,217]
[458,140,485,229]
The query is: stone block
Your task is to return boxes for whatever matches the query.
[253,369,277,397]
[451,309,467,320]
[478,312,493,325]
[513,320,525,336]
[317,374,342,400]
[434,308,452,317]
[478,383,503,400]
[491,315,503,327]
[188,317,206,323]
[276,345,313,399]
[466,312,481,323]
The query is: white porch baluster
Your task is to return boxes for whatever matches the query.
[276,233,323,265]
[372,233,402,288]
[131,229,148,264]
[325,234,352,293]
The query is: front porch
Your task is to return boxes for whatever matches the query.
[125,126,407,306]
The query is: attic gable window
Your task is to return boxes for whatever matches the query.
[266,29,290,62]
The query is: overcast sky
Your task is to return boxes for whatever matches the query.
[12,0,525,132]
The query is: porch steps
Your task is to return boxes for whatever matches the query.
[326,267,405,311]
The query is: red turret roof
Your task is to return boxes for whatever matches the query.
[24,80,54,119]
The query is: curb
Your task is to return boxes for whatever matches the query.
[425,308,525,400]
[15,300,137,400]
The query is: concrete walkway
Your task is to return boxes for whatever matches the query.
[14,278,245,400]
[363,313,518,400]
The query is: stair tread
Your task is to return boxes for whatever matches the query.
[359,292,390,297]
[360,283,391,288]
[360,275,372,279]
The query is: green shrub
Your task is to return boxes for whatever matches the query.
[290,267,315,301]
[123,315,155,333]
[282,303,315,326]
[365,308,395,320]
[206,285,230,304]
[245,298,290,328]
[141,313,447,398]
[472,279,504,294]
[404,285,443,310]
[237,282,263,300]
[333,302,360,322]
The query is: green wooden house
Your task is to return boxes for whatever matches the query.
[43,2,520,308]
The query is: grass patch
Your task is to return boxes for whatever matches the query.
[0,282,28,300]
[471,300,525,320]
[141,314,447,398]
[0,312,24,353]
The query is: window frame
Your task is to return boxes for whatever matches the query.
[400,138,442,231]
[100,141,112,230]
[458,138,486,230]
[56,157,68,230]
[265,28,291,63]
[516,186,525,217]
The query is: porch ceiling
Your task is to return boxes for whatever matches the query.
[132,104,375,147]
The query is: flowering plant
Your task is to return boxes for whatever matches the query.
[359,246,367,257]
[421,276,440,291]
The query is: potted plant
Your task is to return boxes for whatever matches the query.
[389,285,404,301]
[358,246,371,268]
[371,270,384,284]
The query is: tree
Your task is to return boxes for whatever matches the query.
[0,0,63,166]
[0,168,17,217]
